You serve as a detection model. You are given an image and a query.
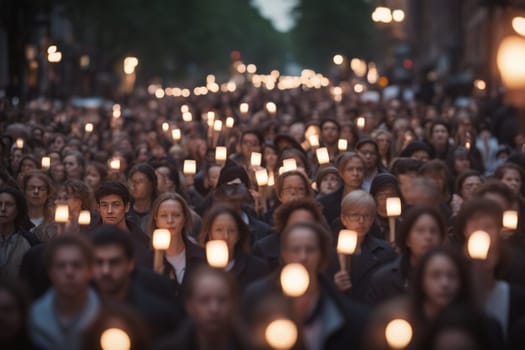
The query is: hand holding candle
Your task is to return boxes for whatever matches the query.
[251,152,262,167]
[183,160,196,175]
[386,197,402,243]
[153,229,171,272]
[337,230,358,271]
[316,147,330,165]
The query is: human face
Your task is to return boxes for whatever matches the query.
[454,157,470,175]
[93,245,134,297]
[279,175,307,203]
[49,245,92,297]
[25,177,48,208]
[50,163,65,183]
[398,173,416,200]
[374,185,399,217]
[0,193,17,226]
[375,134,391,156]
[340,158,364,190]
[321,122,339,145]
[85,166,102,190]
[63,155,82,180]
[50,135,65,152]
[55,190,82,218]
[341,205,375,238]
[128,172,152,201]
[20,159,37,175]
[411,150,430,163]
[319,174,340,195]
[501,168,521,195]
[264,147,278,169]
[284,209,316,230]
[209,213,239,259]
[431,125,449,146]
[98,195,129,229]
[155,166,174,193]
[240,133,261,159]
[460,176,481,201]
[207,166,221,189]
[281,226,322,277]
[422,254,460,311]
[406,214,443,260]
[358,143,378,171]
[186,274,234,335]
[155,199,186,237]
[464,214,500,270]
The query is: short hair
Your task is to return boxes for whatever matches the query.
[453,198,503,245]
[128,163,158,200]
[183,264,238,302]
[335,152,365,173]
[390,157,423,176]
[95,181,130,205]
[149,192,193,237]
[474,179,516,207]
[90,225,135,260]
[455,170,483,195]
[44,234,94,270]
[280,222,332,271]
[63,150,86,171]
[58,179,92,211]
[320,118,341,132]
[199,205,251,253]
[341,190,376,215]
[273,198,327,233]
[396,206,446,256]
[86,161,108,182]
[275,170,312,199]
[241,130,263,146]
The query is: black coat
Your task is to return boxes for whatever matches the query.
[243,273,370,350]
[327,234,398,304]
[20,243,49,299]
[246,213,272,244]
[318,187,344,231]
[366,256,411,305]
[230,250,269,291]
[252,232,281,271]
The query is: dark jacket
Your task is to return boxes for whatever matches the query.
[252,232,281,271]
[366,256,410,305]
[246,212,272,244]
[243,273,370,350]
[19,243,49,299]
[318,187,344,231]
[161,239,206,298]
[327,234,398,304]
[230,250,269,291]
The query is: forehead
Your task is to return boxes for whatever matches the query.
[94,244,126,258]
[99,194,124,203]
[0,193,16,202]
[53,245,86,262]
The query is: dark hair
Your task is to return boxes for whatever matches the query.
[418,159,453,197]
[280,222,331,271]
[273,198,327,233]
[63,150,86,175]
[335,151,365,172]
[199,205,251,253]
[16,155,39,174]
[320,118,341,132]
[455,170,483,196]
[241,130,263,147]
[86,161,108,183]
[0,277,31,340]
[278,148,310,177]
[58,179,93,211]
[410,247,472,323]
[397,206,446,257]
[44,234,94,270]
[0,186,31,230]
[474,179,516,208]
[275,170,313,200]
[149,192,193,238]
[21,170,55,222]
[128,163,158,200]
[390,157,423,176]
[95,181,131,205]
[90,225,135,260]
[493,162,525,195]
[453,198,503,245]
[183,264,238,302]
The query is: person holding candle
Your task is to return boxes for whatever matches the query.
[332,190,397,303]
[319,119,341,162]
[127,163,158,234]
[149,192,205,297]
[371,129,393,168]
[318,152,366,230]
[0,187,39,279]
[369,173,402,241]
[356,138,388,192]
[230,130,263,170]
[244,222,368,350]
[367,206,446,305]
[199,206,268,291]
[315,166,341,197]
[453,198,525,337]
[21,170,54,231]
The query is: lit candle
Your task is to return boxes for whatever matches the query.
[55,205,69,223]
[41,156,51,169]
[338,139,348,151]
[180,104,189,113]
[280,263,309,297]
[503,210,518,230]
[265,102,277,114]
[282,158,297,172]
[268,171,275,186]
[356,117,365,129]
[251,152,262,167]
[85,123,93,133]
[100,328,131,350]
[467,230,491,260]
[337,230,358,273]
[213,120,223,132]
[265,319,298,350]
[206,240,229,268]
[215,147,227,163]
[171,128,181,141]
[109,158,121,170]
[78,211,91,225]
[183,160,197,175]
[256,168,269,186]
[182,112,192,122]
[15,138,24,148]
[308,134,319,148]
[386,197,402,243]
[316,147,330,165]
[385,319,413,349]
[240,102,249,114]
[162,122,169,132]
[226,116,235,128]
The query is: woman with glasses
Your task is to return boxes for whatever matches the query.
[367,206,446,305]
[21,170,54,231]
[332,190,397,303]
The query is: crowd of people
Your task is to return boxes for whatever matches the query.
[1,76,525,350]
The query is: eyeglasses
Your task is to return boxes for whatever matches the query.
[346,213,373,221]
[27,186,48,192]
[282,187,306,195]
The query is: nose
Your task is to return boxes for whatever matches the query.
[107,205,113,213]
[101,262,110,275]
